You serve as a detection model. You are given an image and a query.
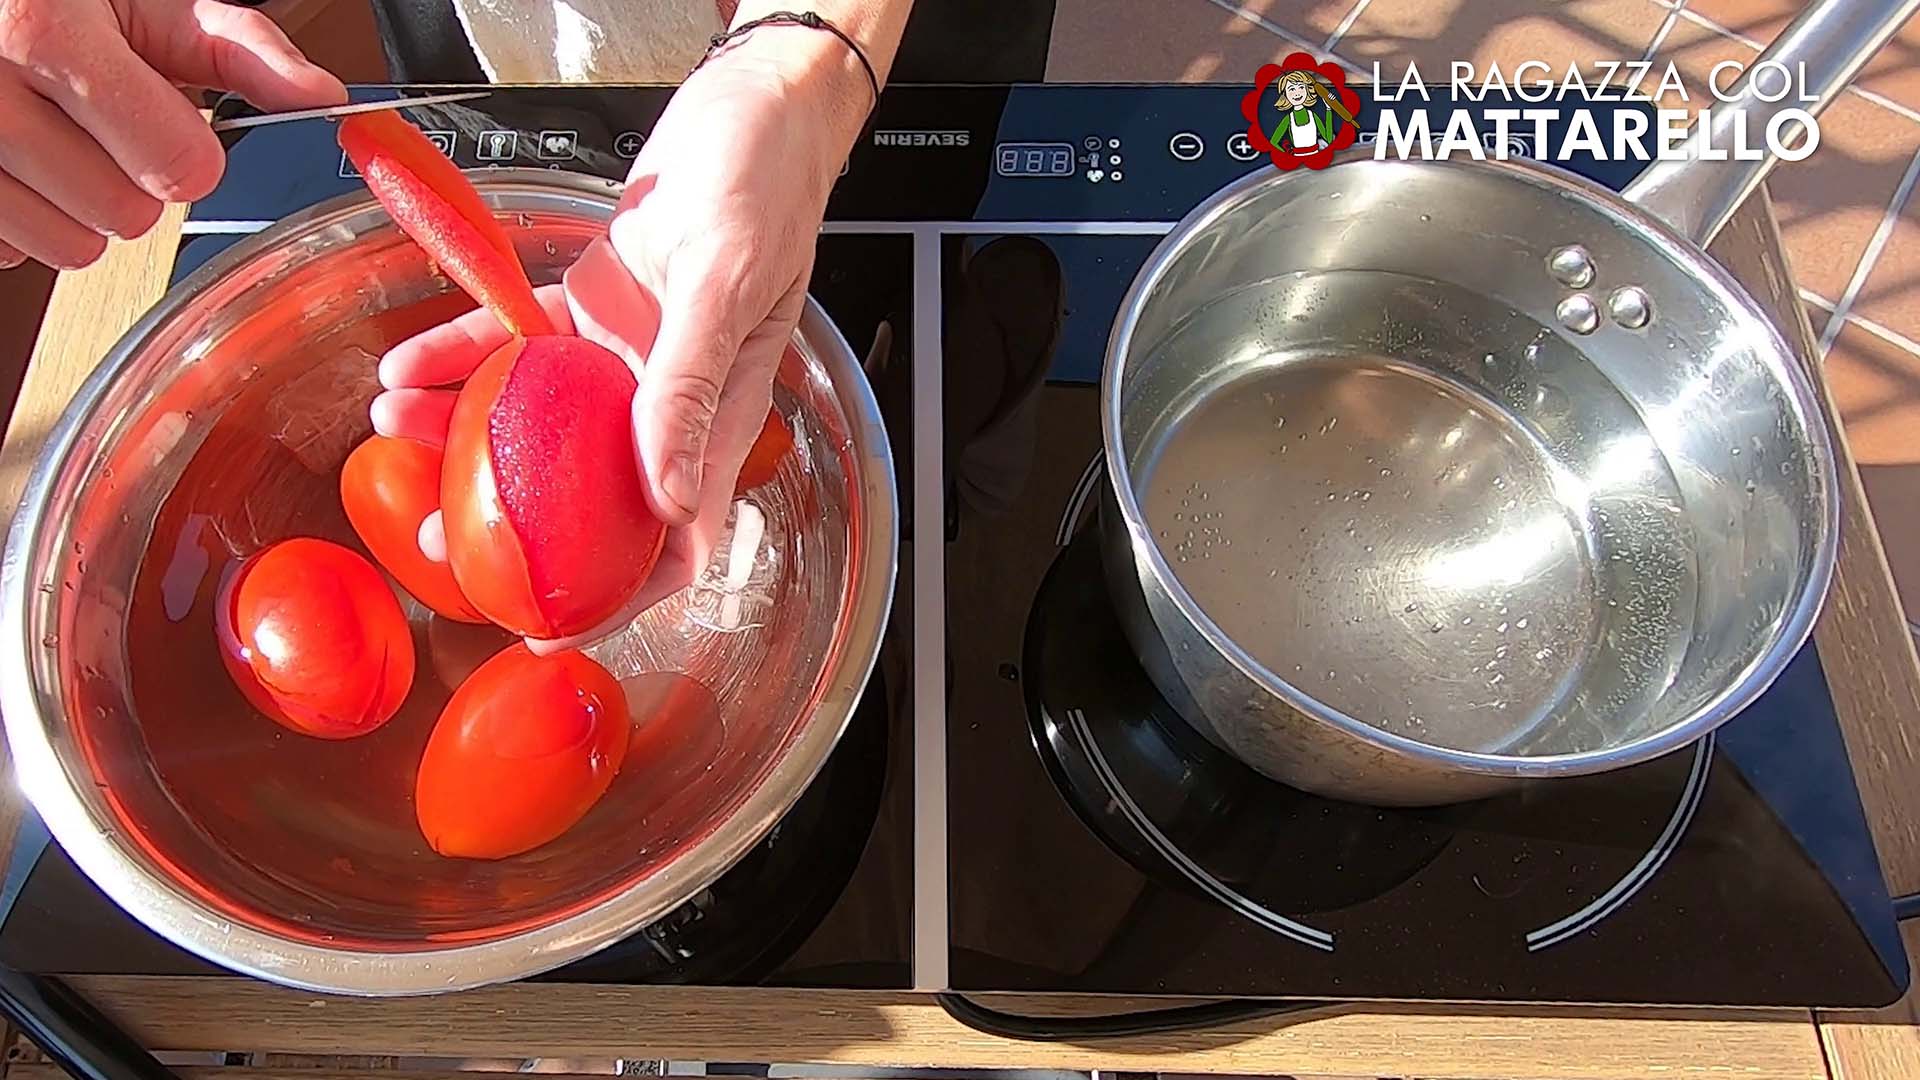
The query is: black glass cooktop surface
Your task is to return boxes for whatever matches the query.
[938,226,1907,1006]
[0,83,1906,1006]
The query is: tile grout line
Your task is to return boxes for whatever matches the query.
[1198,0,1363,75]
[1674,5,1763,50]
[1628,0,1688,95]
[1799,288,1836,312]
[1850,85,1920,127]
[1322,0,1374,54]
[1673,5,1920,126]
[1816,145,1920,358]
[1845,311,1920,357]
[1816,299,1920,360]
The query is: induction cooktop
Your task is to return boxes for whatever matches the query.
[0,83,1907,1009]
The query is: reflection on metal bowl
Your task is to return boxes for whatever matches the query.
[0,171,896,995]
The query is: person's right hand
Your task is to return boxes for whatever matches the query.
[0,0,345,269]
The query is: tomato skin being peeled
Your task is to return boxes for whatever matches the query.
[214,538,417,739]
[415,644,630,859]
[338,113,552,338]
[441,335,667,640]
[341,435,487,623]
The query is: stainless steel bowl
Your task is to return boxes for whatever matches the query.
[0,170,896,994]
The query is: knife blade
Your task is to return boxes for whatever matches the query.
[210,91,493,132]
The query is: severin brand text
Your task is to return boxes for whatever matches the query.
[872,130,971,147]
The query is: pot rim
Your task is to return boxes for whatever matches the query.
[0,169,899,995]
[1099,152,1840,780]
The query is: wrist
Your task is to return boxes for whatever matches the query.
[710,16,876,145]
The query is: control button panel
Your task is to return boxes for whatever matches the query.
[476,130,518,160]
[1073,135,1124,183]
[536,130,579,160]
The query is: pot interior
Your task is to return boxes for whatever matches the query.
[1108,157,1833,763]
[13,182,870,961]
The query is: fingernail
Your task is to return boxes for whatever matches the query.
[418,510,448,563]
[368,395,398,435]
[664,454,702,518]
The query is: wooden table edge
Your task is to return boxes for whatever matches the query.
[0,197,1911,1080]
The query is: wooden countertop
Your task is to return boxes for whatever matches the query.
[2,203,1918,1080]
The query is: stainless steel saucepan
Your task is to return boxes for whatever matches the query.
[1101,0,1915,805]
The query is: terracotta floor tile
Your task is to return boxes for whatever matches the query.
[1826,318,1920,468]
[1331,0,1668,85]
[1688,0,1920,115]
[1769,95,1920,305]
[1826,319,1920,625]
[278,0,390,82]
[1047,0,1353,82]
[1233,0,1355,45]
[1651,18,1920,304]
[1848,164,1920,343]
[1648,13,1758,116]
[1684,0,1801,43]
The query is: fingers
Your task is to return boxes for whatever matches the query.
[379,284,573,389]
[616,234,745,524]
[698,311,789,493]
[632,308,727,523]
[0,81,162,240]
[369,388,458,447]
[141,1,348,112]
[562,237,660,377]
[522,514,710,657]
[0,240,24,270]
[0,169,105,269]
[417,510,447,564]
[8,9,226,203]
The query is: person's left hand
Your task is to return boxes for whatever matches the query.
[369,29,868,653]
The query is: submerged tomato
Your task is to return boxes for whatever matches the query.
[415,644,630,859]
[442,335,667,639]
[736,407,794,492]
[341,435,486,623]
[214,538,416,739]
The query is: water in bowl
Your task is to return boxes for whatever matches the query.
[117,296,823,946]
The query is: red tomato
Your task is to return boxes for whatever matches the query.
[735,408,794,492]
[415,644,630,859]
[621,671,722,770]
[341,435,487,623]
[442,335,667,639]
[214,538,416,739]
[338,113,552,338]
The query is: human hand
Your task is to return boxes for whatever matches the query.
[0,0,344,269]
[371,28,871,653]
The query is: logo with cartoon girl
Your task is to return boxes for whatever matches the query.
[1240,53,1361,171]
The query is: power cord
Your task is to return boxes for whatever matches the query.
[935,992,1339,1040]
